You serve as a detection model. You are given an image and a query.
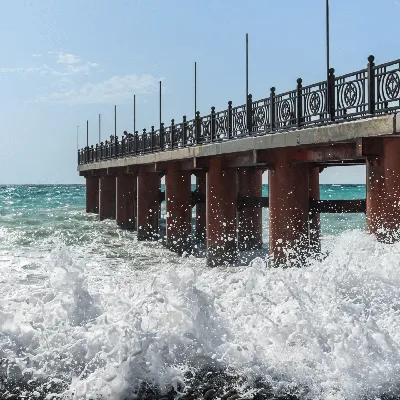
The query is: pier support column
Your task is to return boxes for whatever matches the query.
[367,138,400,242]
[99,175,116,220]
[195,171,206,241]
[85,176,99,214]
[165,164,192,253]
[237,168,263,250]
[206,158,238,266]
[309,166,321,253]
[137,169,160,240]
[116,174,136,229]
[269,152,309,264]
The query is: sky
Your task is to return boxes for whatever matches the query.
[1,0,399,184]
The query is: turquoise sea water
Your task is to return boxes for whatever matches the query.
[0,184,366,251]
[4,184,400,400]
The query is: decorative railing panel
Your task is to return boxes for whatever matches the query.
[334,69,368,120]
[174,122,184,149]
[301,81,329,126]
[215,109,228,140]
[273,89,297,130]
[375,60,400,113]
[78,56,400,165]
[198,114,212,144]
[252,97,270,134]
[231,104,247,138]
[186,118,196,146]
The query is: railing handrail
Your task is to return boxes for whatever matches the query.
[78,55,400,165]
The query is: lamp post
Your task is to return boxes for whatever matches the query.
[76,125,79,151]
[326,0,330,85]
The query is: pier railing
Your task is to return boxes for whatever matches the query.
[78,55,400,165]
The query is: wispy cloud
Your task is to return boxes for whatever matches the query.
[37,74,160,105]
[0,67,41,73]
[55,52,80,64]
[32,53,42,58]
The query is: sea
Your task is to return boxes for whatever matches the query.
[1,184,400,400]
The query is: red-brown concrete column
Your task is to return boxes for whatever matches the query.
[195,171,206,241]
[237,167,263,250]
[116,174,136,229]
[137,169,160,240]
[165,164,192,253]
[269,152,309,263]
[206,158,238,266]
[367,137,400,243]
[309,166,321,253]
[99,175,116,220]
[85,176,99,214]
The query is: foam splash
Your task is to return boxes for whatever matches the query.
[1,231,400,399]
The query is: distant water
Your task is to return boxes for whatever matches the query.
[2,184,400,399]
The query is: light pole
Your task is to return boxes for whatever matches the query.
[326,0,330,84]
[76,125,79,151]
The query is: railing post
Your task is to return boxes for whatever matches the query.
[151,126,154,152]
[367,55,375,115]
[171,119,175,148]
[115,136,119,158]
[77,150,80,165]
[100,142,104,160]
[134,131,138,155]
[211,106,216,142]
[142,129,146,153]
[160,123,165,150]
[95,144,98,161]
[270,87,276,132]
[328,68,335,121]
[195,111,200,145]
[90,145,94,162]
[182,115,187,146]
[228,101,233,139]
[297,78,303,128]
[247,94,253,134]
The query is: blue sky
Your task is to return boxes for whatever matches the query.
[1,0,399,184]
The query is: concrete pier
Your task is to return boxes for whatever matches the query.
[116,174,136,229]
[206,157,238,266]
[237,168,263,250]
[367,137,400,243]
[165,164,192,253]
[309,166,321,252]
[269,151,309,263]
[195,171,206,241]
[85,176,99,214]
[99,175,116,220]
[137,169,160,240]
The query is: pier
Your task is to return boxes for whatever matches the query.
[78,55,400,266]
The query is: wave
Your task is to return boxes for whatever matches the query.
[1,231,400,399]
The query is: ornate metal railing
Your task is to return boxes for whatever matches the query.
[78,55,400,165]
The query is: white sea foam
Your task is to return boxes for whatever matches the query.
[1,230,400,399]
